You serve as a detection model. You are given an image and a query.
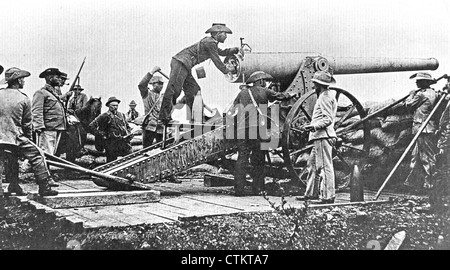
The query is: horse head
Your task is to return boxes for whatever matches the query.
[76,97,102,128]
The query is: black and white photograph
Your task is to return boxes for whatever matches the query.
[0,0,449,253]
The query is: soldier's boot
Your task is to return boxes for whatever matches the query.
[38,178,58,196]
[7,183,26,196]
[6,157,25,196]
[47,176,59,187]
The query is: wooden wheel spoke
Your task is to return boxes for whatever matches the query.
[335,104,356,128]
[289,144,313,157]
[291,127,304,133]
[339,143,365,152]
[299,106,312,121]
[333,149,352,172]
[335,91,341,101]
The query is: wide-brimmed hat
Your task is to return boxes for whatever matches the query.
[246,71,274,84]
[410,72,435,82]
[0,65,3,75]
[205,23,232,34]
[0,67,31,84]
[129,100,137,106]
[105,96,121,106]
[39,68,64,78]
[149,75,164,84]
[60,72,69,80]
[73,85,84,91]
[311,71,336,86]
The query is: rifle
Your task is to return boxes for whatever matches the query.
[65,57,86,109]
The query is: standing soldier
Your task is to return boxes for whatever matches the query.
[403,72,439,190]
[158,23,239,125]
[138,67,164,148]
[0,67,58,196]
[63,84,89,114]
[230,71,295,196]
[89,97,132,162]
[32,68,68,157]
[296,71,338,204]
[126,100,140,123]
[59,84,89,162]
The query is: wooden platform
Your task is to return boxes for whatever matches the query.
[2,178,401,230]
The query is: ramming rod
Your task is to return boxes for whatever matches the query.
[26,139,151,190]
[46,159,152,190]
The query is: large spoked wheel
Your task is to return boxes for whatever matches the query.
[281,88,371,188]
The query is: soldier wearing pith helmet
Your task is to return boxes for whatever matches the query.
[296,70,338,204]
[230,71,295,196]
[0,67,58,196]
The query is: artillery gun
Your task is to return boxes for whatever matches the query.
[87,44,438,190]
[223,49,438,185]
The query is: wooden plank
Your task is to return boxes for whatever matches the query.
[114,204,180,224]
[159,197,244,217]
[203,174,235,187]
[133,202,190,221]
[57,180,100,190]
[28,190,160,209]
[384,231,406,250]
[56,188,108,194]
[72,206,143,227]
[308,199,392,209]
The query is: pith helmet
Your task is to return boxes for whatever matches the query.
[205,23,232,34]
[39,68,64,78]
[246,71,274,84]
[0,67,31,84]
[149,75,164,84]
[311,70,336,86]
[106,96,121,106]
[129,100,137,106]
[410,72,435,82]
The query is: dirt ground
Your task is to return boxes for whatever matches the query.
[1,191,449,250]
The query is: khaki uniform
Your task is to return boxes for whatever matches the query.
[32,84,68,154]
[0,88,50,183]
[138,72,163,148]
[89,111,132,162]
[404,88,439,188]
[304,90,338,201]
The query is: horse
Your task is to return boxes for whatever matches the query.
[60,97,102,162]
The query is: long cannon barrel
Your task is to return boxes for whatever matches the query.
[330,57,439,75]
[225,52,439,86]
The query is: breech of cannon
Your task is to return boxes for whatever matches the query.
[225,52,439,88]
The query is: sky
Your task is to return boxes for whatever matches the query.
[1,0,449,120]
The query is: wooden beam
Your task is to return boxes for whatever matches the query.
[204,174,235,187]
[27,190,160,209]
[308,199,392,209]
[384,231,406,250]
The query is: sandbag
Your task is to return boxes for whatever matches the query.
[370,127,412,148]
[364,98,396,115]
[341,129,365,144]
[381,114,413,132]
